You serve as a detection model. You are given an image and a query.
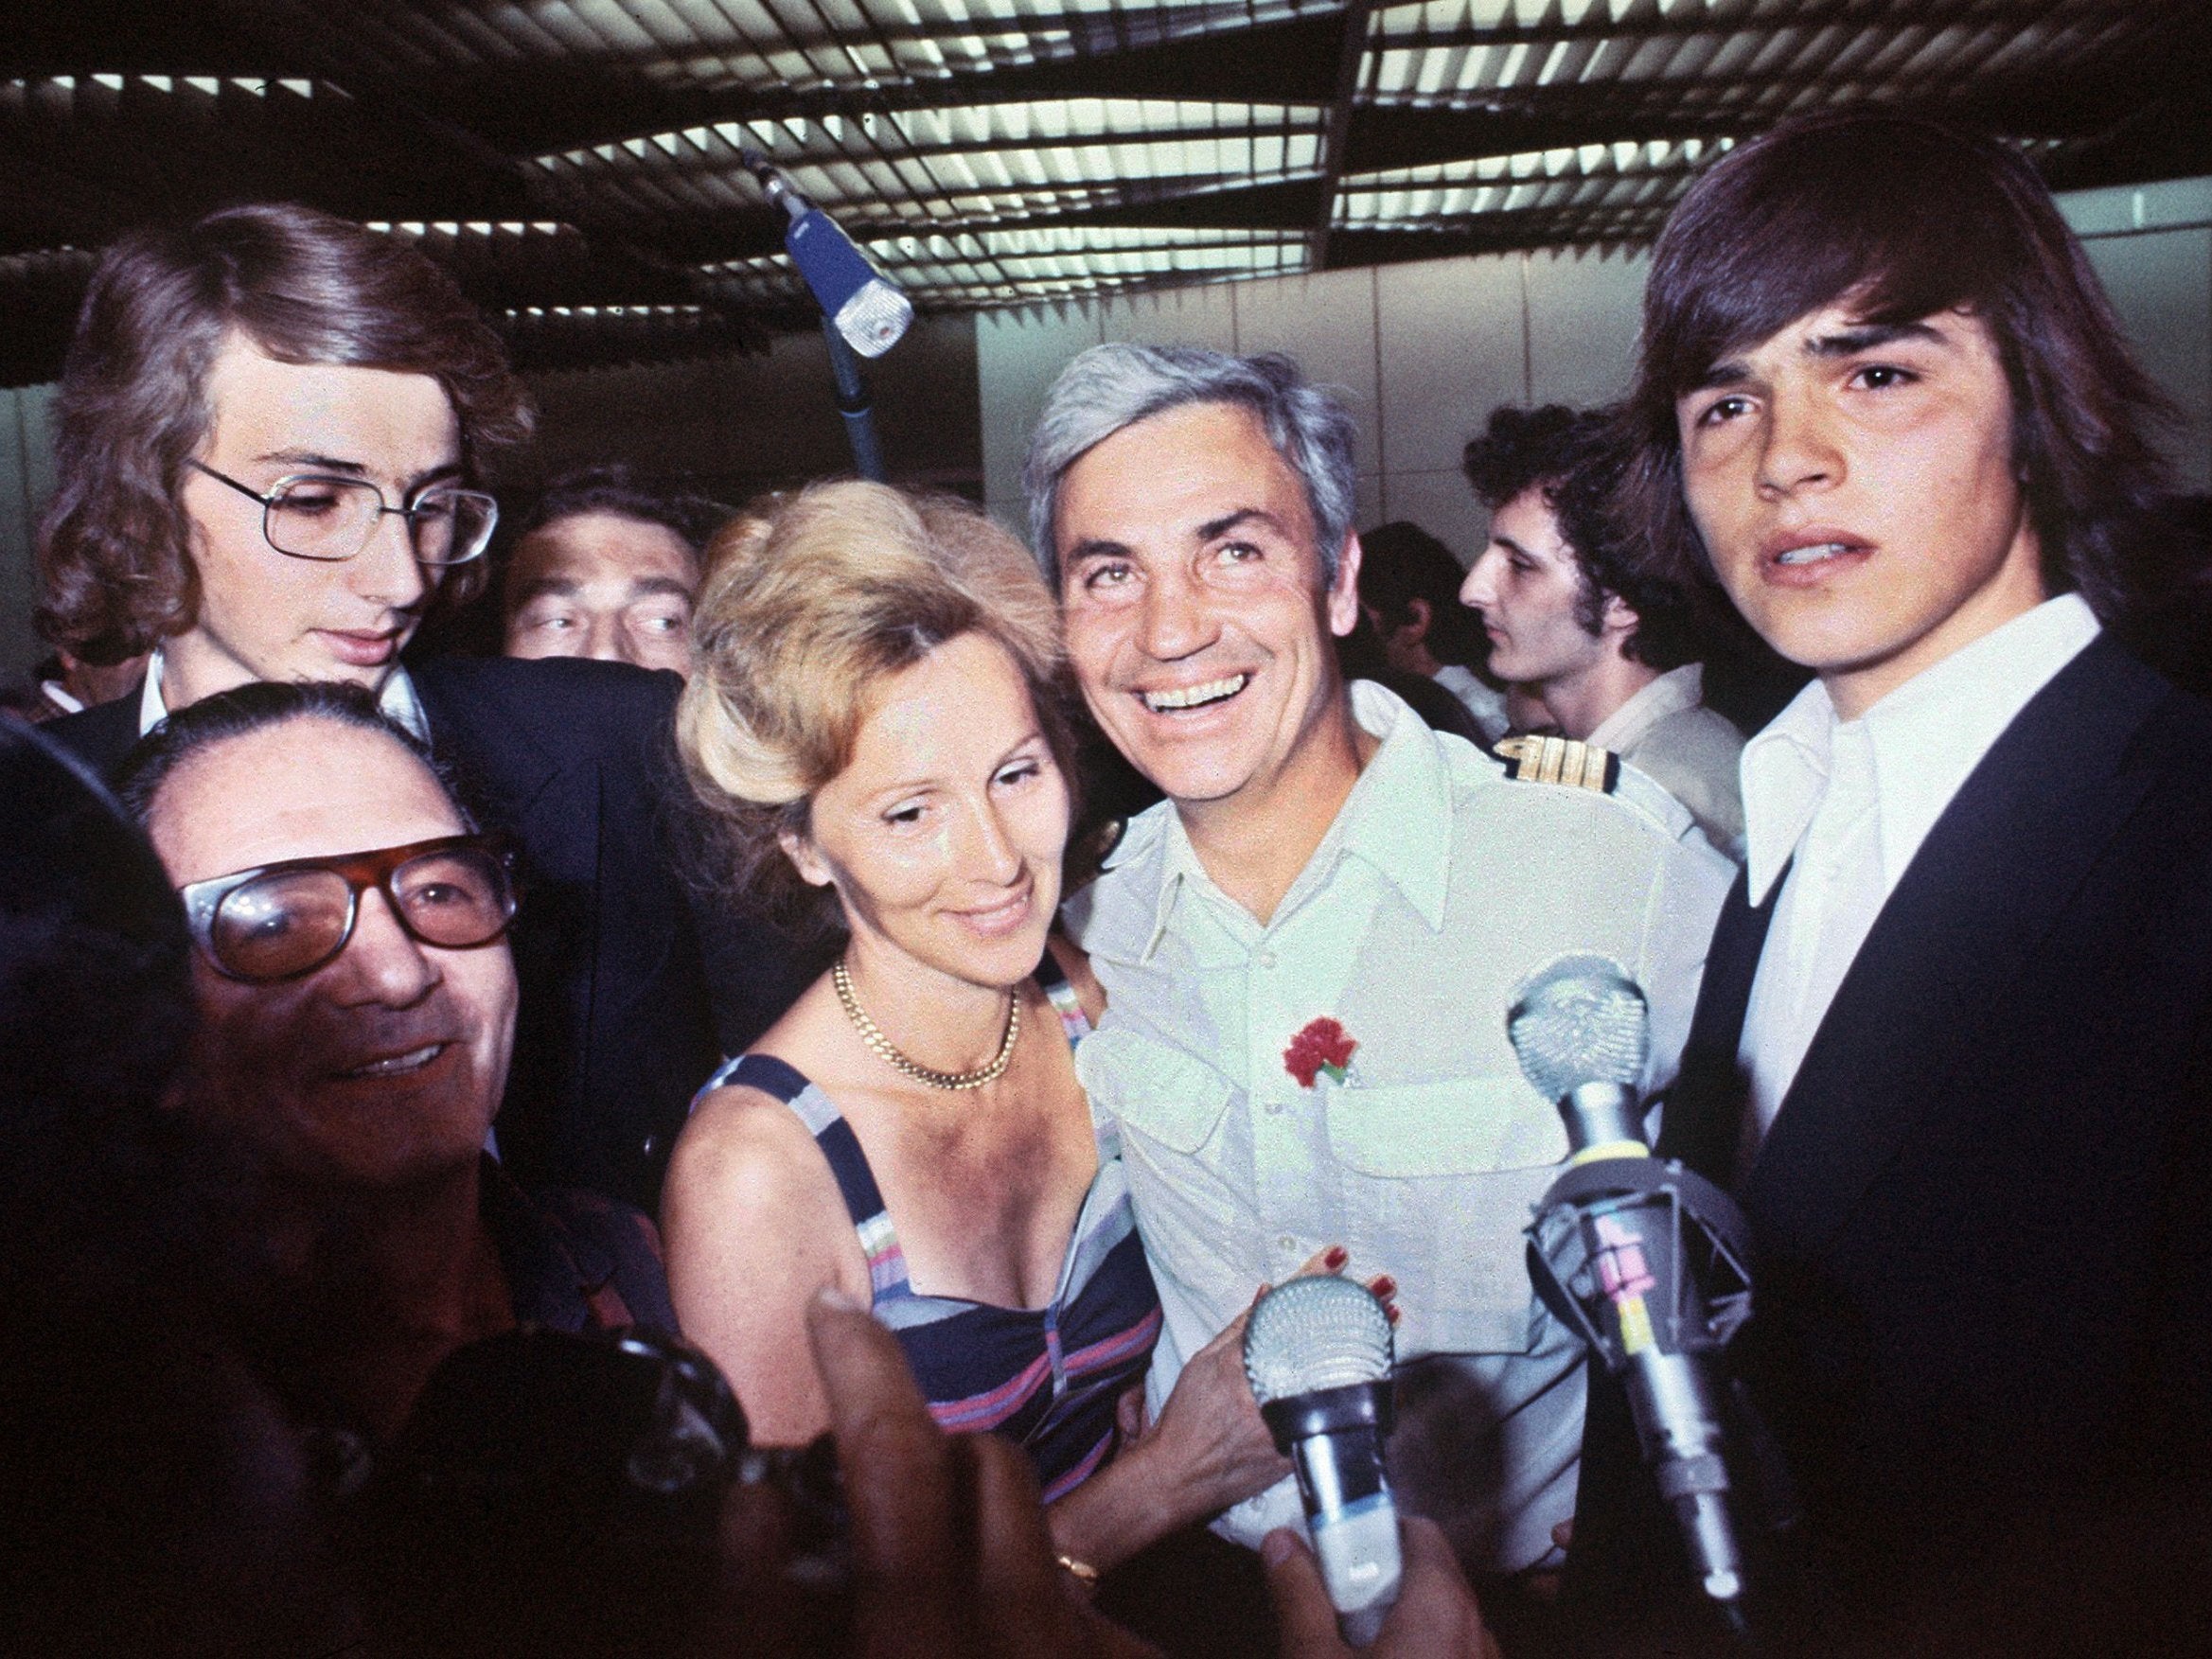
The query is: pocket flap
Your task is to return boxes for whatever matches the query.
[1076,1027,1236,1156]
[1323,1076,1568,1177]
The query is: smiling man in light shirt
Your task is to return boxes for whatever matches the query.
[1025,344,1732,1596]
[1565,110,2212,1652]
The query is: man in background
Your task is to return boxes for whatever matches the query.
[1462,404,1744,854]
[17,644,150,723]
[1356,520,1508,742]
[502,464,722,677]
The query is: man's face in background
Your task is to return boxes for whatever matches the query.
[503,510,700,677]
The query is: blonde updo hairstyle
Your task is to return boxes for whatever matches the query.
[678,481,1075,938]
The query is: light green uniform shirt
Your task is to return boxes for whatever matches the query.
[1068,681,1732,1572]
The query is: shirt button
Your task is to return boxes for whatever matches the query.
[1265,1099,1283,1116]
[1257,950,1277,969]
[1277,1235,1297,1254]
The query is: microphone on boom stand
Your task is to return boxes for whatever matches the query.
[738,152,911,479]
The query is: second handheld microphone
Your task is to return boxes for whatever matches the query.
[1510,953,1756,1606]
[1243,1275,1403,1646]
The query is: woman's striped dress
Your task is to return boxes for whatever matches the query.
[697,960,1161,1501]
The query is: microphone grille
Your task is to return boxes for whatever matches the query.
[1241,1275,1394,1405]
[1507,952,1648,1103]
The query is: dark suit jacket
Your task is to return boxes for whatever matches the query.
[47,656,823,1213]
[1569,636,2212,1651]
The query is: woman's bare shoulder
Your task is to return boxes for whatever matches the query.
[665,1069,836,1218]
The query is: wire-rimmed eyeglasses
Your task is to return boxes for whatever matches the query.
[188,459,499,567]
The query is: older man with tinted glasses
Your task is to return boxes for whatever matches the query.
[40,203,814,1211]
[115,680,675,1445]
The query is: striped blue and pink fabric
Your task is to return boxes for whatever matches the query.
[695,959,1160,1503]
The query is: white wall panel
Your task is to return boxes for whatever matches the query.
[1098,283,1239,350]
[1375,255,1524,478]
[2082,226,2212,489]
[1524,248,1648,409]
[1236,267,1383,479]
[977,303,1106,525]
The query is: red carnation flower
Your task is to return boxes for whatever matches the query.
[1284,1017,1358,1088]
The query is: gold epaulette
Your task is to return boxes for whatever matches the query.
[1493,734,1620,794]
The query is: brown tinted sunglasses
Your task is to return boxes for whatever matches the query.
[177,833,519,983]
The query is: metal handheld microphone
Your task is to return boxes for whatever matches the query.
[1243,1276,1403,1647]
[1510,954,1755,1606]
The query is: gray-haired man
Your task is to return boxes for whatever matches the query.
[1031,344,1733,1578]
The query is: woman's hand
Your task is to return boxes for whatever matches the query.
[1045,1245,1396,1575]
[1134,1244,1399,1527]
[807,1288,1161,1659]
[1127,1300,1293,1524]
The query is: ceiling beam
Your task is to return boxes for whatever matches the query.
[1366,0,2151,53]
[440,10,1351,159]
[1323,203,1674,268]
[201,0,775,347]
[1310,2,1379,271]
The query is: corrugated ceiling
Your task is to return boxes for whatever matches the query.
[1,0,2205,380]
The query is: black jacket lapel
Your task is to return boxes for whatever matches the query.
[42,678,148,778]
[1657,866,1780,1181]
[1742,635,2173,1257]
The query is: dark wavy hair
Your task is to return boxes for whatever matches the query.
[37,203,534,663]
[1622,108,2174,623]
[1464,403,1703,670]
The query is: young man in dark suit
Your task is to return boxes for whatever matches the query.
[1568,111,2212,1654]
[38,203,811,1212]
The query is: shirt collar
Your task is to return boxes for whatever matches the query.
[1739,592,2100,906]
[140,645,431,742]
[1586,662,1703,752]
[1126,680,1455,957]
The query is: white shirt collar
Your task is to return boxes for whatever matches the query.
[1741,592,2100,907]
[1587,662,1704,753]
[1123,680,1456,956]
[139,646,431,742]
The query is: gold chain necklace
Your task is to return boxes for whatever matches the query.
[832,957,1020,1090]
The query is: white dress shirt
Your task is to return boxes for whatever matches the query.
[138,645,430,741]
[1587,663,1747,860]
[1067,681,1732,1572]
[1737,594,2101,1148]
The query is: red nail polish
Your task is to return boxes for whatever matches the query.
[1324,1245,1348,1269]
[1371,1276,1397,1298]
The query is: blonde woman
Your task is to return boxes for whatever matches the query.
[665,483,1312,1582]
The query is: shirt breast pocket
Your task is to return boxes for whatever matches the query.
[1075,1026,1251,1262]
[1078,1027,1236,1156]
[1322,1076,1568,1356]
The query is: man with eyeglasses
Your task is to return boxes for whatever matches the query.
[39,203,813,1211]
[112,679,676,1445]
